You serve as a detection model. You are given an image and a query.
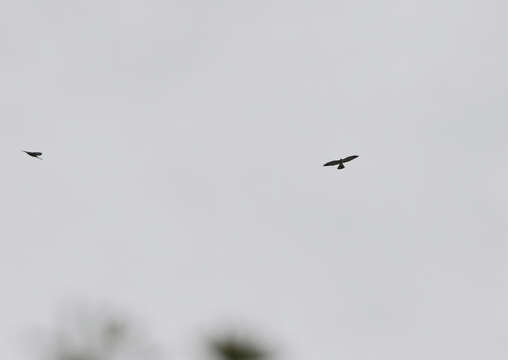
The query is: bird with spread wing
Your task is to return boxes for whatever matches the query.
[23,151,43,160]
[323,155,358,170]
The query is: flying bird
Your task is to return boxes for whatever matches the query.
[23,151,43,160]
[323,155,358,169]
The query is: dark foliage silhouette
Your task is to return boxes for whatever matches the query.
[209,334,270,360]
[29,303,278,360]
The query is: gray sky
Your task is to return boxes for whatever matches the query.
[2,1,508,359]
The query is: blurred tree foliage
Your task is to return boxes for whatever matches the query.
[34,304,273,360]
[38,305,160,360]
[209,334,270,360]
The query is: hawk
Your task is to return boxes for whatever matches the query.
[323,155,358,170]
[23,151,43,160]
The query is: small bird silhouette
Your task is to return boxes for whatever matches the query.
[323,155,358,169]
[23,151,43,160]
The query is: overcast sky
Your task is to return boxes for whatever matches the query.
[2,1,508,359]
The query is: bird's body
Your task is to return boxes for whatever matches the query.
[23,151,43,159]
[323,155,358,170]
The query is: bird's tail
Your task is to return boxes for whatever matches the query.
[337,162,345,170]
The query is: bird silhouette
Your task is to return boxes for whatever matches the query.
[23,151,43,160]
[323,155,358,169]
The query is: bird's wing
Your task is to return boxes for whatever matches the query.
[32,152,42,156]
[342,155,358,163]
[323,160,341,166]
